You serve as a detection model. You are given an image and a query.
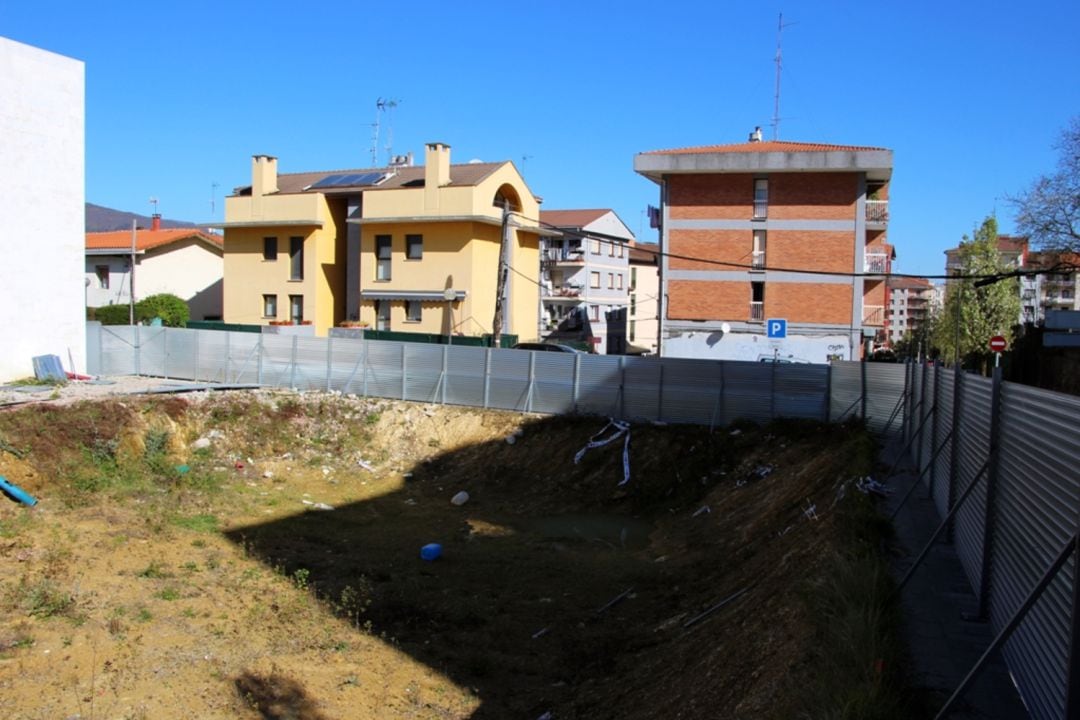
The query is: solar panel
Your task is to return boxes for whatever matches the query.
[310,172,385,189]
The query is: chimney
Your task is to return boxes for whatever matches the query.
[251,155,278,217]
[424,142,451,210]
[749,126,763,142]
[151,213,161,231]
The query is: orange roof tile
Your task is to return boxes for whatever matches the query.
[628,240,660,265]
[641,140,890,155]
[540,209,612,228]
[86,228,222,252]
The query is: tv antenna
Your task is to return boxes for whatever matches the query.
[771,12,795,140]
[370,97,400,166]
[210,182,219,218]
[149,196,159,216]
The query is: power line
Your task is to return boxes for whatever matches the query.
[512,212,1080,284]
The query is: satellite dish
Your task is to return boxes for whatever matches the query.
[443,289,457,301]
[721,322,731,334]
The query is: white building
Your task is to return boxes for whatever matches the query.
[886,276,935,345]
[628,241,660,354]
[0,37,85,380]
[539,209,633,353]
[85,217,224,320]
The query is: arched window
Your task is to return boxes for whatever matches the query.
[492,184,521,212]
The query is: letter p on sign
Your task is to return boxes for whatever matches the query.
[767,319,787,339]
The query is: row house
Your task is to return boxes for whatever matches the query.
[634,132,894,362]
[538,209,633,353]
[86,215,224,320]
[220,143,543,339]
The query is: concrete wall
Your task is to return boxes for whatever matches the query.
[0,37,85,380]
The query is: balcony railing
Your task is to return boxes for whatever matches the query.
[864,253,889,274]
[543,284,583,299]
[866,199,889,224]
[542,248,585,264]
[863,305,885,326]
[751,250,765,270]
[750,302,764,321]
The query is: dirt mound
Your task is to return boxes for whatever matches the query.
[0,390,907,719]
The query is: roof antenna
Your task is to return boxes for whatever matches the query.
[371,98,400,166]
[771,12,795,141]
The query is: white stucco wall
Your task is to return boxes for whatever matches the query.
[629,261,659,353]
[663,329,853,364]
[0,37,85,380]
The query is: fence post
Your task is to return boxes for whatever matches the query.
[928,360,942,500]
[483,348,491,409]
[916,361,929,477]
[946,364,964,542]
[325,334,334,392]
[824,362,832,423]
[194,328,201,382]
[225,332,232,384]
[134,325,141,376]
[441,345,449,406]
[571,352,580,413]
[770,356,778,419]
[526,351,536,413]
[619,356,626,419]
[860,358,868,422]
[163,329,169,380]
[362,339,369,398]
[287,335,297,389]
[1064,532,1080,719]
[976,366,1004,619]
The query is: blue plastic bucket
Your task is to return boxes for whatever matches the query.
[420,543,442,561]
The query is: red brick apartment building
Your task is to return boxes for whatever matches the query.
[634,133,894,362]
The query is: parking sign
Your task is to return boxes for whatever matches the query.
[767,319,787,338]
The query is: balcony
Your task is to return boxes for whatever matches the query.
[751,250,765,270]
[750,302,764,321]
[863,305,885,326]
[866,199,889,226]
[542,248,585,265]
[542,283,584,302]
[864,253,889,274]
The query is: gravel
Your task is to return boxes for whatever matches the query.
[0,375,213,407]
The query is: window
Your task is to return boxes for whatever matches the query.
[589,305,600,322]
[618,244,624,259]
[289,237,304,280]
[289,294,303,324]
[753,178,768,219]
[406,234,423,260]
[630,267,637,291]
[752,230,766,270]
[608,273,614,289]
[95,265,109,289]
[376,235,392,280]
[405,300,421,322]
[750,281,764,321]
[590,271,600,288]
[630,320,636,341]
[263,237,278,261]
[592,239,601,255]
[617,274,624,290]
[376,299,390,330]
[608,242,615,257]
[262,294,277,318]
[630,294,637,316]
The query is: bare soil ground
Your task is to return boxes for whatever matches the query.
[0,386,894,719]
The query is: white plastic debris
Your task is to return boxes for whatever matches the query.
[729,428,742,436]
[262,470,273,479]
[192,438,211,450]
[803,501,819,521]
[574,419,632,486]
[357,458,375,472]
[313,502,334,511]
[450,491,470,506]
[207,429,225,440]
[322,466,331,476]
[855,476,891,497]
[691,505,711,518]
[506,434,517,445]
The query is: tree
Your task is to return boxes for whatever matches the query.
[1012,116,1080,251]
[933,216,1021,370]
[137,293,189,327]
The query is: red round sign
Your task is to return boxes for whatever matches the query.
[989,335,1007,352]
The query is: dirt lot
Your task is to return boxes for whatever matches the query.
[0,386,906,719]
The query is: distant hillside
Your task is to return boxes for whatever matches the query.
[86,203,198,232]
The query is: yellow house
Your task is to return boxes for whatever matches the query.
[221,143,542,340]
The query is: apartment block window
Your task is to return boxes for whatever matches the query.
[263,237,278,261]
[592,239,601,255]
[753,178,769,219]
[289,236,304,280]
[590,271,600,288]
[405,300,422,322]
[375,300,390,330]
[750,281,764,321]
[630,267,637,291]
[617,274,624,290]
[630,294,637,316]
[630,320,636,341]
[609,242,615,257]
[752,230,766,270]
[262,294,277,318]
[95,265,110,289]
[608,273,614,289]
[618,244,624,259]
[375,235,392,280]
[406,234,423,260]
[589,305,600,322]
[289,294,303,324]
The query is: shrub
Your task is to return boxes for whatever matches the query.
[137,293,189,327]
[91,304,132,325]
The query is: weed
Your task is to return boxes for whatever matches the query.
[18,577,75,618]
[157,587,181,601]
[182,607,197,618]
[181,561,200,573]
[0,512,33,538]
[136,561,170,579]
[191,538,207,548]
[363,412,381,426]
[135,607,153,623]
[292,568,310,592]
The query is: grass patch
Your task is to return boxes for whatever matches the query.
[137,561,171,579]
[173,513,219,533]
[4,577,76,619]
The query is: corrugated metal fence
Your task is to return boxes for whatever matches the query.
[905,362,1080,720]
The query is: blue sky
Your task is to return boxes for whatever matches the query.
[4,1,1078,277]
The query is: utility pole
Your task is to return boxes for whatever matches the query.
[129,218,137,325]
[491,200,511,349]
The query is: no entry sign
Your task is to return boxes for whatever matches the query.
[989,335,1007,352]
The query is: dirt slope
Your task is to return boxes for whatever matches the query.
[0,389,886,719]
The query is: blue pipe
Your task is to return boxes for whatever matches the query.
[0,476,38,506]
